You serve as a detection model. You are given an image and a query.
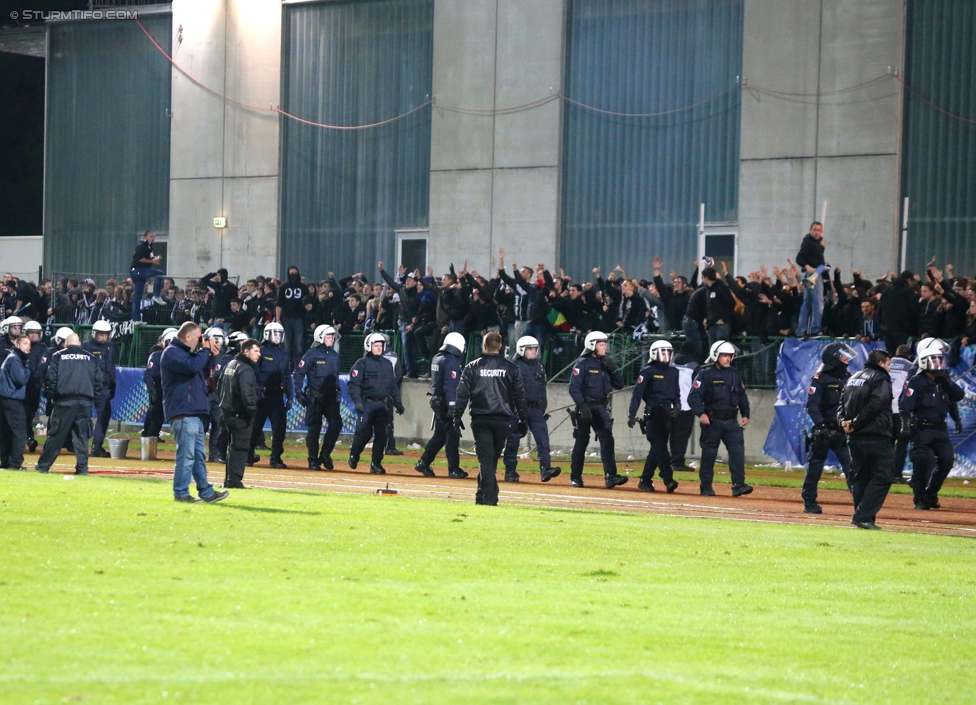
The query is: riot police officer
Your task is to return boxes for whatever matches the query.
[901,338,965,511]
[0,316,23,361]
[801,342,856,513]
[142,329,177,439]
[248,322,294,468]
[82,320,116,458]
[568,331,627,489]
[629,340,680,493]
[22,320,46,452]
[348,332,404,473]
[205,328,230,464]
[503,336,561,483]
[415,332,468,479]
[840,348,894,529]
[688,340,752,497]
[294,324,342,470]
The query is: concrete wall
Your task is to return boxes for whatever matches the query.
[428,0,565,277]
[167,0,280,281]
[0,236,43,277]
[738,0,905,280]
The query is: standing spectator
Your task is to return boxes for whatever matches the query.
[276,266,308,369]
[218,338,261,490]
[916,282,943,339]
[129,230,166,321]
[201,268,238,330]
[0,335,31,469]
[653,257,696,333]
[879,271,919,352]
[701,267,735,344]
[160,322,228,504]
[859,299,879,342]
[379,263,423,378]
[795,221,826,337]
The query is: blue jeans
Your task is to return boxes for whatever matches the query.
[130,267,165,322]
[172,416,215,499]
[399,321,417,376]
[797,274,824,336]
[707,323,731,346]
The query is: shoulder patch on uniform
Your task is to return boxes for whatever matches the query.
[808,386,815,395]
[351,369,358,377]
[451,370,457,379]
[299,360,305,367]
[906,387,913,396]
[572,367,580,375]
[147,361,153,368]
[637,374,643,384]
[693,379,701,388]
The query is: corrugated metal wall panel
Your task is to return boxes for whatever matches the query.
[560,0,742,279]
[280,0,433,280]
[44,15,171,276]
[902,0,976,272]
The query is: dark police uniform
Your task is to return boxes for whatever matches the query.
[294,343,341,469]
[218,352,258,488]
[688,363,751,494]
[839,361,894,527]
[418,347,465,478]
[0,347,30,469]
[248,341,294,466]
[629,360,681,492]
[36,345,101,474]
[900,370,964,509]
[82,338,116,455]
[568,353,626,488]
[23,340,47,452]
[208,349,233,462]
[347,352,403,471]
[802,366,852,510]
[142,349,165,438]
[503,356,559,482]
[453,352,529,505]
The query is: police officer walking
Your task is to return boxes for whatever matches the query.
[415,332,469,479]
[219,338,261,489]
[205,328,230,464]
[688,341,752,497]
[22,320,46,452]
[569,331,627,489]
[802,343,856,513]
[82,320,116,458]
[347,332,404,473]
[0,334,31,469]
[629,340,680,493]
[503,336,561,483]
[839,348,895,529]
[35,333,100,474]
[248,322,294,469]
[142,329,177,439]
[900,338,964,511]
[294,325,342,470]
[453,331,529,505]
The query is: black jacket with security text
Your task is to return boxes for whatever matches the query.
[44,345,101,402]
[454,352,528,423]
[839,362,893,438]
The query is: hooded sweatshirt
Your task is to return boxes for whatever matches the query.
[277,268,306,320]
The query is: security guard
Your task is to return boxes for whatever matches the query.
[0,316,23,361]
[248,322,294,468]
[628,340,680,493]
[82,320,116,458]
[839,348,894,529]
[688,340,752,497]
[900,338,965,511]
[415,332,468,479]
[568,331,627,489]
[219,338,261,489]
[0,334,31,469]
[453,331,529,505]
[36,333,101,475]
[801,342,856,513]
[503,336,561,483]
[38,327,77,455]
[142,329,177,439]
[294,324,342,470]
[205,328,230,464]
[22,320,46,452]
[348,332,404,473]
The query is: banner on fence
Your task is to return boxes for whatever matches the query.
[762,339,976,477]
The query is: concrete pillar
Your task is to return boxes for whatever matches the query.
[428,0,566,276]
[738,0,905,279]
[167,0,280,281]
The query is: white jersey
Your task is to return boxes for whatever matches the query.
[675,361,698,411]
[887,357,916,413]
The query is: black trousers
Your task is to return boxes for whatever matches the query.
[909,428,954,501]
[670,410,695,466]
[350,399,389,465]
[848,436,894,524]
[421,408,460,470]
[142,399,164,438]
[802,429,852,505]
[37,401,92,473]
[208,399,227,460]
[223,414,252,488]
[504,407,551,472]
[91,394,112,450]
[472,417,510,506]
[305,395,342,462]
[386,398,399,451]
[0,398,27,468]
[24,388,41,445]
[641,414,674,484]
[249,397,286,460]
[570,403,618,480]
[699,417,746,488]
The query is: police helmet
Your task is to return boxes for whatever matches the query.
[161,329,178,346]
[227,331,248,351]
[515,335,539,358]
[53,327,75,347]
[313,325,338,347]
[1,316,23,336]
[91,320,112,339]
[648,340,674,363]
[263,322,284,344]
[441,331,467,356]
[917,337,948,371]
[23,320,43,336]
[583,330,609,352]
[158,327,178,345]
[364,332,386,354]
[203,327,227,347]
[706,340,739,364]
[820,342,857,369]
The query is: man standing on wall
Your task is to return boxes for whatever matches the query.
[129,230,166,322]
[795,221,826,338]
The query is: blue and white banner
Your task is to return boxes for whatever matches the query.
[762,339,976,477]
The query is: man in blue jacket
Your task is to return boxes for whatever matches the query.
[160,322,228,504]
[0,335,31,469]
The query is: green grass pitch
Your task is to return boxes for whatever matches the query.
[1,471,974,704]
